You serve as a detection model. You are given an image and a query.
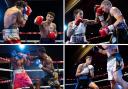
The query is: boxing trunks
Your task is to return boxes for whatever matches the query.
[3,28,21,44]
[42,71,60,88]
[39,38,55,44]
[75,75,92,89]
[13,69,32,89]
[110,21,128,44]
[70,34,88,44]
[107,53,123,80]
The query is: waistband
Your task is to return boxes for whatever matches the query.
[107,53,120,61]
[73,33,85,36]
[3,28,19,33]
[14,69,25,74]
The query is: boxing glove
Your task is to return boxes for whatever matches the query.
[23,5,32,20]
[48,32,56,40]
[38,64,43,69]
[34,16,44,25]
[75,17,83,26]
[94,5,100,12]
[88,65,94,71]
[95,6,104,22]
[99,25,115,37]
[96,6,104,16]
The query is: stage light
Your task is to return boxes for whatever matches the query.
[64,24,68,31]
[82,45,86,48]
[18,45,25,50]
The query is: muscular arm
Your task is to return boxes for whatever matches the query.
[52,23,57,37]
[89,67,94,78]
[120,58,124,69]
[67,22,74,37]
[96,46,107,55]
[95,13,107,27]
[76,64,82,77]
[110,7,124,28]
[83,19,98,25]
[41,56,54,74]
[17,11,27,27]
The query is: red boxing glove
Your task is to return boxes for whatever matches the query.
[23,5,32,20]
[26,5,32,16]
[48,32,56,40]
[99,25,115,37]
[75,17,83,26]
[99,26,109,37]
[96,6,104,16]
[94,5,100,12]
[34,16,44,25]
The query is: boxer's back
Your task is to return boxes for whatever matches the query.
[4,6,19,29]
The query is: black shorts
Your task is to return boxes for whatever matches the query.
[111,29,128,44]
[39,38,55,44]
[75,75,92,89]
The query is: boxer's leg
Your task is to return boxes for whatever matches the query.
[35,80,40,89]
[110,80,116,89]
[89,82,99,89]
[113,69,128,89]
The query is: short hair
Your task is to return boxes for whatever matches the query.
[101,0,112,7]
[73,9,83,17]
[38,47,46,53]
[15,0,27,8]
[47,12,55,17]
[85,56,92,60]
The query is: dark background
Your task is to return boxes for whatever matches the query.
[65,45,128,89]
[0,45,63,89]
[65,0,128,43]
[0,0,63,43]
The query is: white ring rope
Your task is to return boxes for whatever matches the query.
[0,68,64,72]
[22,85,64,89]
[65,73,128,86]
[0,40,63,43]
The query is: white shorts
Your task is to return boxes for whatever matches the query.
[3,28,20,41]
[107,57,122,80]
[70,35,88,43]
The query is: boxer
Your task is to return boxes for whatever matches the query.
[97,45,128,89]
[95,0,128,43]
[75,56,99,89]
[67,9,98,44]
[24,53,45,89]
[34,12,57,44]
[36,47,61,89]
[11,50,34,89]
[3,0,32,44]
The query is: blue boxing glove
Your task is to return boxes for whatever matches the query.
[35,59,43,68]
[22,5,32,20]
[11,50,17,57]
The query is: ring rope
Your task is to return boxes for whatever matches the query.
[0,57,63,64]
[0,32,63,35]
[0,68,64,72]
[65,73,128,86]
[0,40,63,43]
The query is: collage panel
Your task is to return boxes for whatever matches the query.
[0,0,128,89]
[65,45,128,89]
[0,45,64,89]
[0,0,63,44]
[65,0,128,44]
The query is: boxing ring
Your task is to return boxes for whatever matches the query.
[0,57,64,89]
